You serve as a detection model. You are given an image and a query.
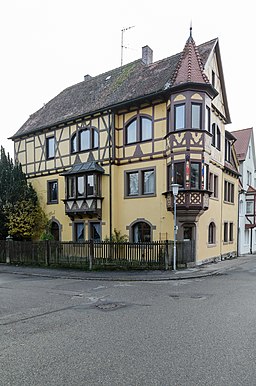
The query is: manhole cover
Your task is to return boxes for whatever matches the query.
[95,302,126,311]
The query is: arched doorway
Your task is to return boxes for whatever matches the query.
[50,221,60,241]
[132,221,151,242]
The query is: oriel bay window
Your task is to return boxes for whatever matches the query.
[168,161,202,190]
[126,168,155,197]
[67,174,101,199]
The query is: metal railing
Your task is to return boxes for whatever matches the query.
[1,239,195,270]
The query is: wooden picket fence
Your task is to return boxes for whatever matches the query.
[0,239,195,270]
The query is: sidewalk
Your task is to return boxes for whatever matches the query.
[0,254,254,281]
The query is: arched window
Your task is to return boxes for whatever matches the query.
[70,127,98,153]
[50,221,60,241]
[132,221,151,242]
[208,222,216,245]
[126,116,152,144]
[71,133,77,153]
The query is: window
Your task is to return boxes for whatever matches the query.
[247,171,252,186]
[71,133,77,153]
[229,223,233,242]
[132,221,151,242]
[142,170,155,194]
[74,222,85,242]
[79,128,98,151]
[206,106,211,132]
[211,124,216,147]
[46,137,55,159]
[67,174,100,199]
[224,222,228,243]
[126,116,152,144]
[204,164,209,190]
[141,117,152,141]
[191,103,201,129]
[190,162,200,189]
[89,222,101,241]
[174,104,185,130]
[47,180,58,204]
[216,126,221,150]
[127,172,139,196]
[167,107,170,133]
[209,173,218,198]
[212,71,215,88]
[173,162,185,188]
[68,176,75,198]
[77,176,85,196]
[126,168,155,197]
[224,181,234,203]
[225,139,231,162]
[71,127,98,153]
[208,222,216,244]
[246,201,254,214]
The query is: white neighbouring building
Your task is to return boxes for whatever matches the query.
[232,128,256,255]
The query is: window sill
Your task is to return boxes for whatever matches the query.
[125,193,156,199]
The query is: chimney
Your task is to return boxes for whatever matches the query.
[142,45,153,65]
[84,74,91,81]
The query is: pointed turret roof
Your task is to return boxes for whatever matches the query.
[171,32,210,86]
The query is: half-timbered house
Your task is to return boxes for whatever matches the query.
[11,31,239,264]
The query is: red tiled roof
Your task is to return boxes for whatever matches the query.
[231,128,253,161]
[171,35,210,86]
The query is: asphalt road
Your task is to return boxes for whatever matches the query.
[0,259,256,386]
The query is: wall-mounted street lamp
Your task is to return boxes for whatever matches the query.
[171,183,179,271]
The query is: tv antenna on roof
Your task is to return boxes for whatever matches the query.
[121,25,135,67]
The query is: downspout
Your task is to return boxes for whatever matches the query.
[108,110,113,240]
[220,170,223,260]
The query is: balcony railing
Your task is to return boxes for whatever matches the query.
[165,189,211,212]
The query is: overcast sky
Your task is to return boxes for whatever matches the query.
[1,0,254,157]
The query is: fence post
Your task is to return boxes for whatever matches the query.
[89,240,94,270]
[5,235,13,264]
[45,240,50,266]
[165,240,169,270]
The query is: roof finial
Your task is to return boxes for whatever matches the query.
[190,21,192,38]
